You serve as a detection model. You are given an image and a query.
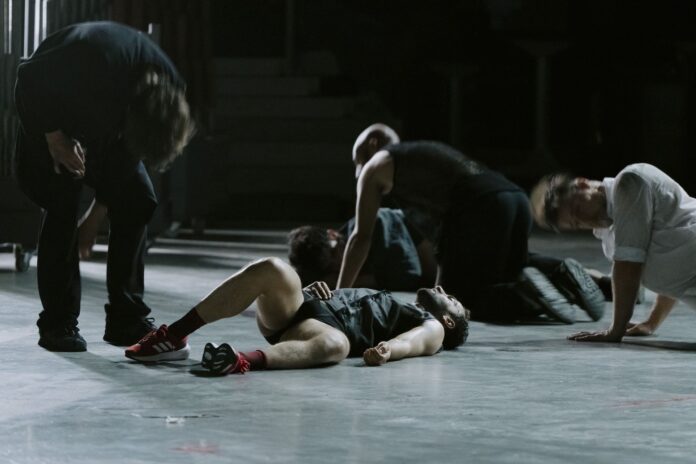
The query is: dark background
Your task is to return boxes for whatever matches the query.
[205,0,696,225]
[3,0,696,229]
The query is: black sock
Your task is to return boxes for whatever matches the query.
[168,307,206,339]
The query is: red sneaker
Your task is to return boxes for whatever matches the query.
[125,325,190,362]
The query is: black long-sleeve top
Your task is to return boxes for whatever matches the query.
[14,21,183,146]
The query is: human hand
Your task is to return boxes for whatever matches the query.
[363,341,391,366]
[303,281,333,300]
[625,321,654,337]
[567,328,623,343]
[78,221,98,260]
[45,130,85,177]
[77,201,107,260]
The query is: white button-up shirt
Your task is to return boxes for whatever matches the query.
[593,163,696,305]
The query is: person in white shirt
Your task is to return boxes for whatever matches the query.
[529,163,696,342]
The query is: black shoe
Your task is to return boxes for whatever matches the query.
[38,326,87,352]
[550,259,605,321]
[516,267,577,324]
[104,316,156,346]
[595,275,613,302]
[594,275,645,305]
[190,343,249,376]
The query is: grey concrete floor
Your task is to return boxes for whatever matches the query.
[2,230,696,464]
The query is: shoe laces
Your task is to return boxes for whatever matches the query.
[237,356,251,374]
[232,356,250,374]
[221,351,250,375]
[61,326,80,336]
[139,325,167,344]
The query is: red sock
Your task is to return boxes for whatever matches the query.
[168,307,206,339]
[240,350,267,370]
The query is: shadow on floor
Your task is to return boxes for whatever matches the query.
[85,249,257,271]
[467,337,696,352]
[622,339,696,351]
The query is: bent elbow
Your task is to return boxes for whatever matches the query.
[425,321,445,355]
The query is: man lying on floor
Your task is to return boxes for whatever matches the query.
[124,258,469,374]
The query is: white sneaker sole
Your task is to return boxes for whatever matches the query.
[126,343,191,362]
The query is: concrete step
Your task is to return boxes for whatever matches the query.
[296,50,340,76]
[216,76,321,97]
[214,58,288,76]
[213,96,354,118]
[204,141,355,196]
[219,165,354,195]
[214,52,339,77]
[207,193,355,225]
[211,117,370,142]
[209,141,354,167]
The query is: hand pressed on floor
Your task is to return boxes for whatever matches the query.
[568,329,623,343]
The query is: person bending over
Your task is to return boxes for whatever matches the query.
[530,163,695,341]
[124,257,469,374]
[14,21,195,351]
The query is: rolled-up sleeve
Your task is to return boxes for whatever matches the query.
[612,171,653,262]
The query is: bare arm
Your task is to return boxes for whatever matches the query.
[568,260,643,342]
[626,294,677,336]
[336,161,387,289]
[363,319,444,366]
[415,238,438,286]
[78,199,108,260]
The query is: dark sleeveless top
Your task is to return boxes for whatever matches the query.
[264,289,435,357]
[385,141,522,244]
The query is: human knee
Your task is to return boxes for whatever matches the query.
[108,196,157,227]
[315,332,350,362]
[247,257,297,282]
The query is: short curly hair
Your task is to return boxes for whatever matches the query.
[443,311,469,349]
[287,226,334,286]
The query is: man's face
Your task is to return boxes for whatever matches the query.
[554,180,611,231]
[416,286,469,328]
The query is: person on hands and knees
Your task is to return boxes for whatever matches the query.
[124,258,469,374]
[530,163,693,343]
[337,123,605,325]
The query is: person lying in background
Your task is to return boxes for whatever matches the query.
[288,208,437,290]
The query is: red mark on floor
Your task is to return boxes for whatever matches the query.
[173,443,220,454]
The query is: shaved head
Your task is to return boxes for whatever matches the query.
[352,123,400,178]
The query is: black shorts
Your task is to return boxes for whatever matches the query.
[264,296,343,345]
[264,289,433,356]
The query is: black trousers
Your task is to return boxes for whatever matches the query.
[14,128,157,330]
[438,190,562,322]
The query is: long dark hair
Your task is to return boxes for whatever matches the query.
[123,67,196,171]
